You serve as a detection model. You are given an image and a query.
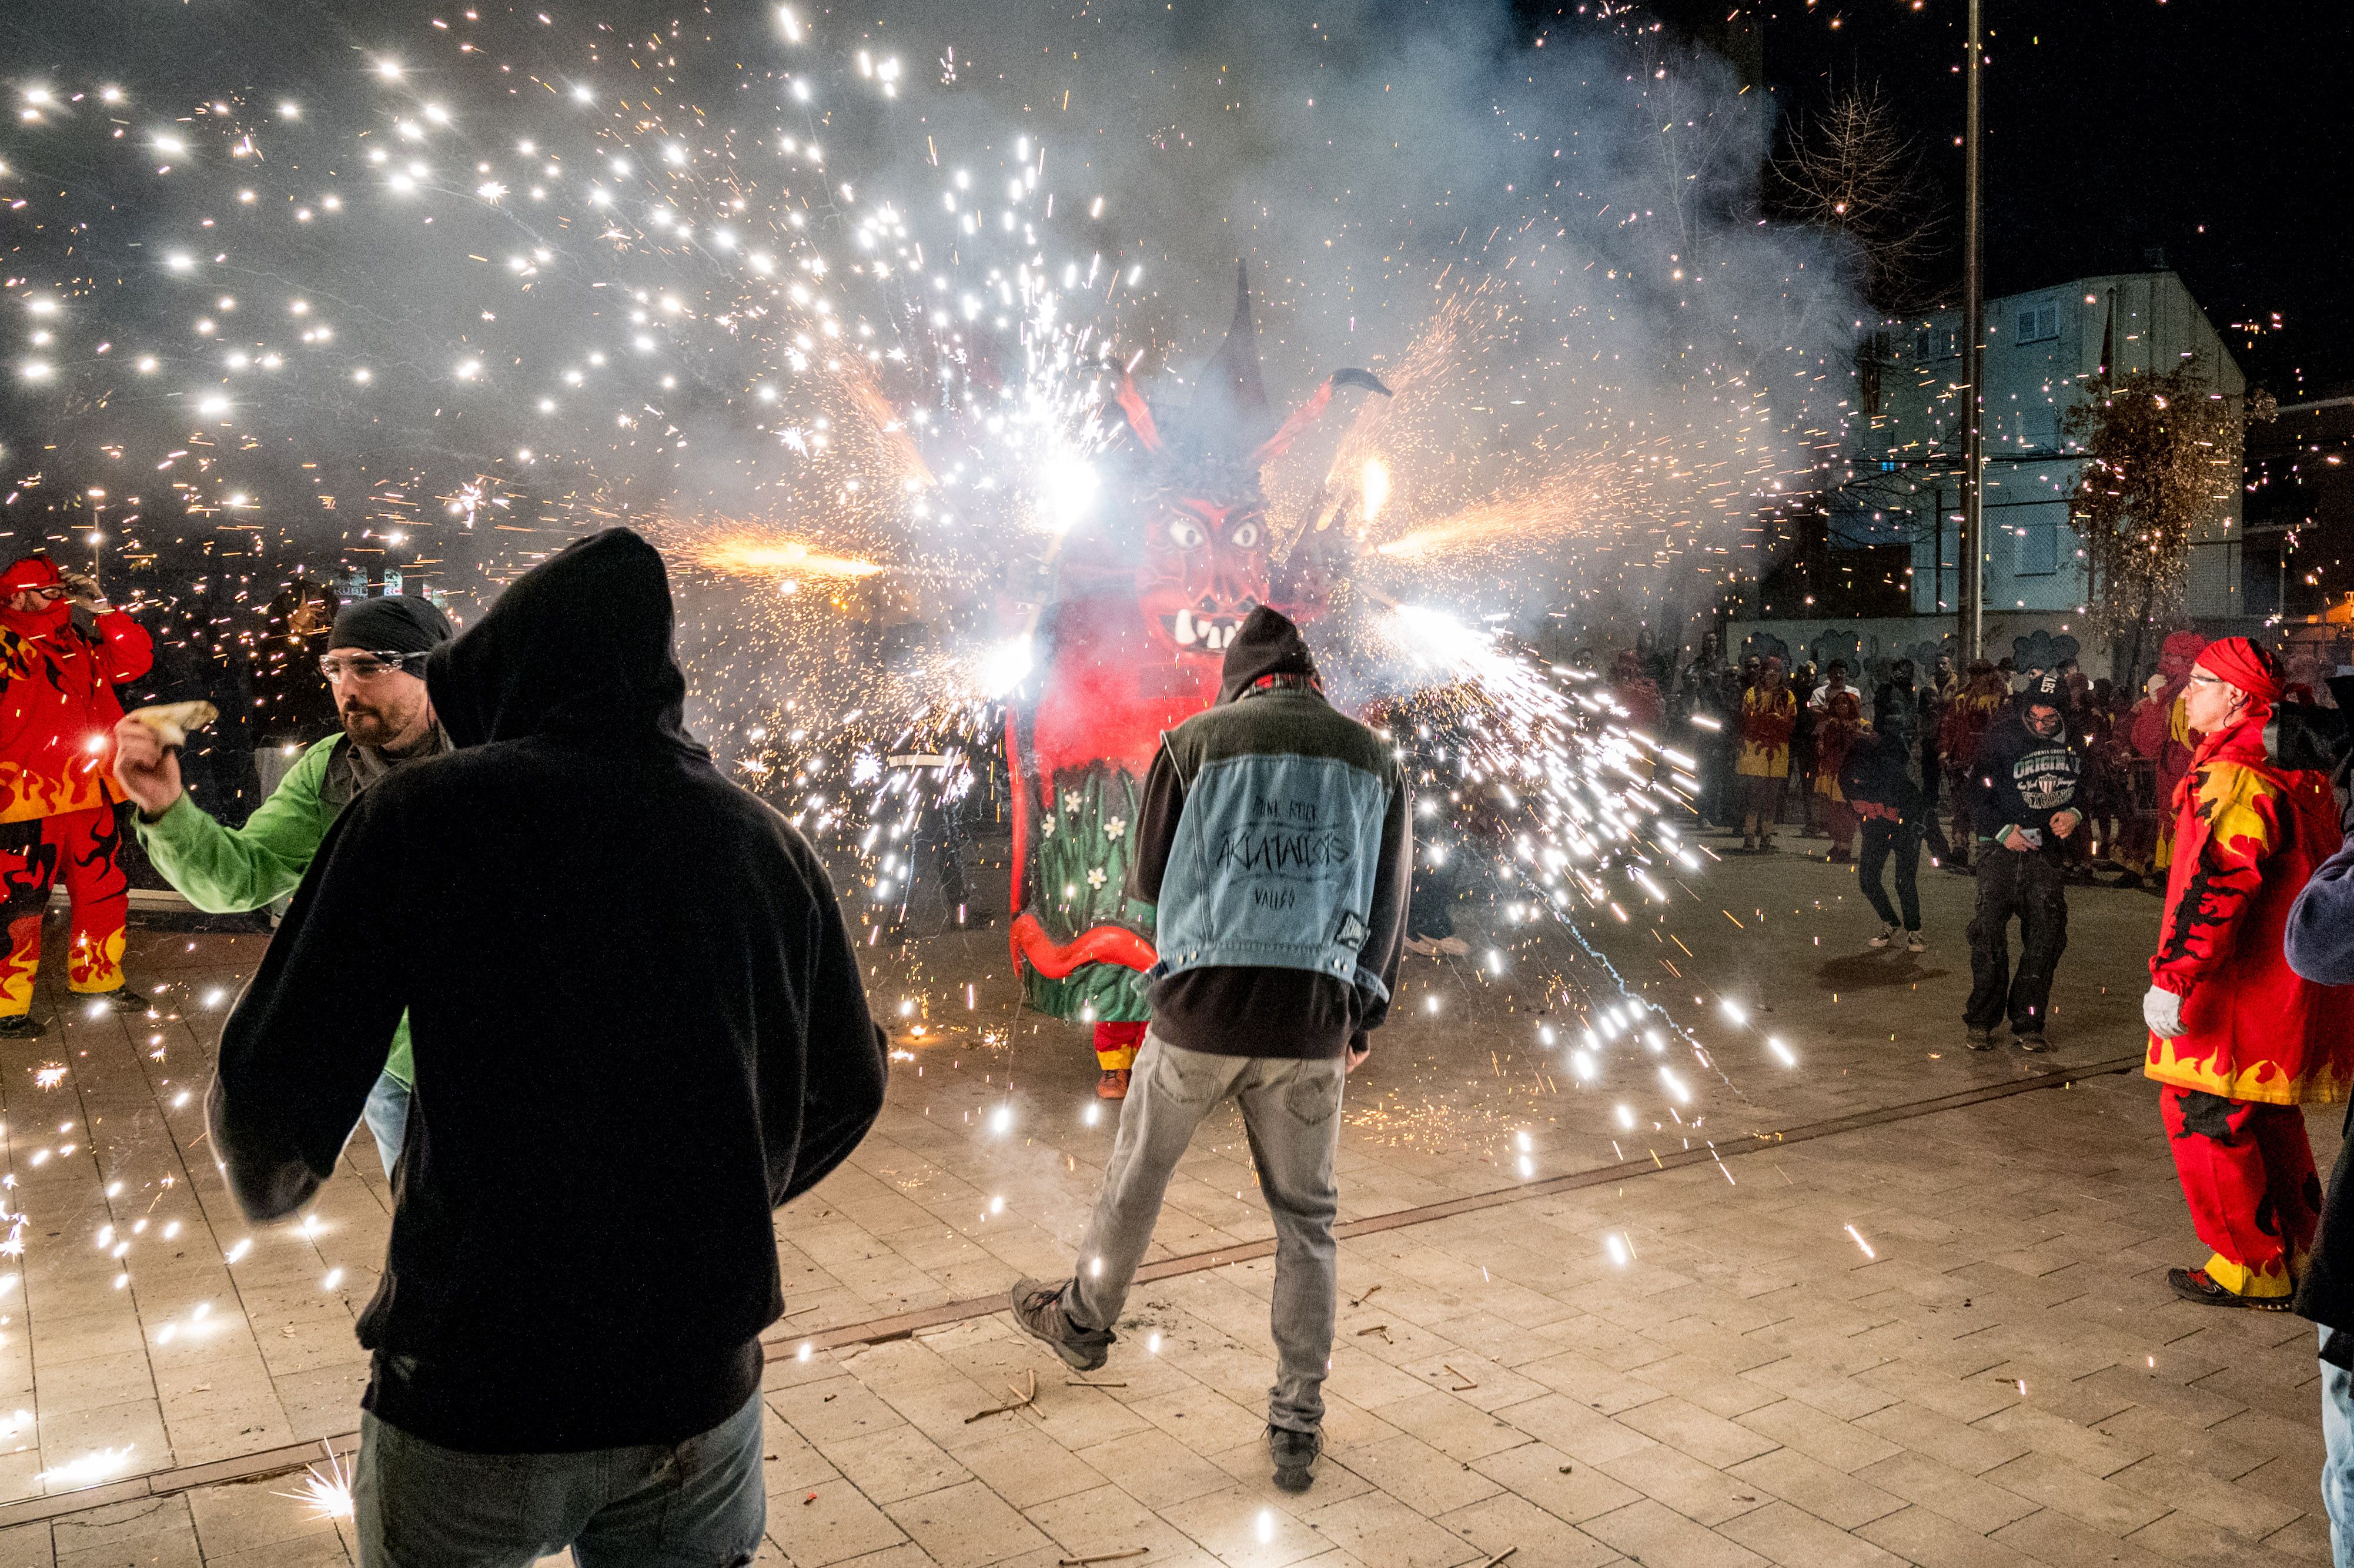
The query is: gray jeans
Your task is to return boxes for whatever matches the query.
[355,1392,765,1567]
[1063,1031,1346,1433]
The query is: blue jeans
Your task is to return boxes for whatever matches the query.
[355,1391,766,1568]
[2325,1329,2354,1567]
[361,1069,411,1178]
[1065,1032,1346,1433]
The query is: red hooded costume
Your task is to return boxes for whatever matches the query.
[0,554,154,1017]
[2145,640,2354,1303]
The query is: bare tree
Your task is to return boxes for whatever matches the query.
[1768,83,1945,311]
[2064,361,2273,683]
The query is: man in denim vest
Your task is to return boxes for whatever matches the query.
[1009,605,1411,1495]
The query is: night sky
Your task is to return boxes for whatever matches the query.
[1742,0,2354,400]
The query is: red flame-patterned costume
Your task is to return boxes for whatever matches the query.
[0,554,155,1019]
[1007,263,1386,1094]
[2145,651,2354,1305]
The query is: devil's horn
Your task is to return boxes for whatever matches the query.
[1106,374,1163,453]
[1253,368,1393,465]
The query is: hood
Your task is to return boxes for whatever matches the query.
[1216,604,1319,704]
[2012,668,2069,739]
[0,553,70,637]
[426,528,705,756]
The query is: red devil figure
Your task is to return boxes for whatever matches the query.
[1007,263,1388,1097]
[0,553,155,1033]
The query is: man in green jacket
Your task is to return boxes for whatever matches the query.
[112,597,454,1174]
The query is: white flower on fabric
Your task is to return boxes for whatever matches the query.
[1086,867,1107,890]
[1062,790,1084,814]
[1104,817,1126,841]
[1039,814,1057,838]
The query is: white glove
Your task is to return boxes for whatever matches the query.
[2143,985,2186,1039]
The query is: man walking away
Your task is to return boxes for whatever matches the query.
[1962,670,2082,1052]
[114,596,454,1174]
[1008,607,1410,1496]
[1841,721,1926,952]
[208,530,887,1568]
[2144,638,2353,1314]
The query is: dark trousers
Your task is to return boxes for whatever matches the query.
[1857,819,1921,931]
[1965,850,2068,1033]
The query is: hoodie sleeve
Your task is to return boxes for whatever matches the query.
[1352,768,1415,1047]
[2289,833,2354,987]
[95,609,155,684]
[767,831,888,1208]
[1125,734,1188,904]
[207,791,411,1222]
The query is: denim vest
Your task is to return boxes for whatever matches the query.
[1148,747,1393,1003]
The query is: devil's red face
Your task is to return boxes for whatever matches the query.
[1137,497,1272,656]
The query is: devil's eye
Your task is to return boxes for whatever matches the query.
[1228,520,1261,549]
[1168,517,1206,549]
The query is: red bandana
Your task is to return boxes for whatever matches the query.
[2194,637,2283,704]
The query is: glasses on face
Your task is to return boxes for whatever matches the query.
[319,651,419,682]
[15,584,68,601]
[2184,672,2224,688]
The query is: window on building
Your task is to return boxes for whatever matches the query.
[2014,516,2060,576]
[1912,327,1959,360]
[2015,302,2059,343]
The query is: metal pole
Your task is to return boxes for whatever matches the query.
[1960,0,1985,661]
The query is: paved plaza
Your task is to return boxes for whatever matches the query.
[0,835,2339,1565]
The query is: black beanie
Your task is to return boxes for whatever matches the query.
[332,594,455,657]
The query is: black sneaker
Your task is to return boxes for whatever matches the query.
[1008,1278,1113,1371]
[1269,1425,1323,1493]
[0,1014,39,1039]
[1869,924,1897,949]
[2168,1265,2291,1311]
[1965,1027,1997,1051]
[103,988,153,1014]
[2015,1032,2052,1053]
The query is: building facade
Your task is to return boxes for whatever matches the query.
[1812,270,2246,671]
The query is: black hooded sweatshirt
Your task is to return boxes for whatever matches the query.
[1126,607,1413,1059]
[208,529,887,1452]
[1966,670,2083,857]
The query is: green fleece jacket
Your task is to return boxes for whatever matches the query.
[135,735,414,1086]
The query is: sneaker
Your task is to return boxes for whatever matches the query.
[1869,924,1897,948]
[1008,1278,1114,1371]
[1095,1069,1130,1101]
[1905,931,1926,954]
[1268,1425,1324,1494]
[102,987,152,1014]
[2168,1265,2291,1312]
[0,1014,38,1039]
[1741,835,1758,853]
[1965,1027,1997,1051]
[2015,1032,2052,1053]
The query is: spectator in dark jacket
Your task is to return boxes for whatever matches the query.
[1961,670,2084,1051]
[208,529,887,1566]
[1841,726,1927,951]
[1008,606,1410,1497]
[2284,776,2354,1564]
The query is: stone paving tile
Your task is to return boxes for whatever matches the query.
[6,846,2350,1566]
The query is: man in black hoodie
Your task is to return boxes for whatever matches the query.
[208,530,887,1567]
[1961,670,2084,1051]
[1008,607,1410,1495]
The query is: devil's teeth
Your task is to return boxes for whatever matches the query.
[1174,609,1197,646]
